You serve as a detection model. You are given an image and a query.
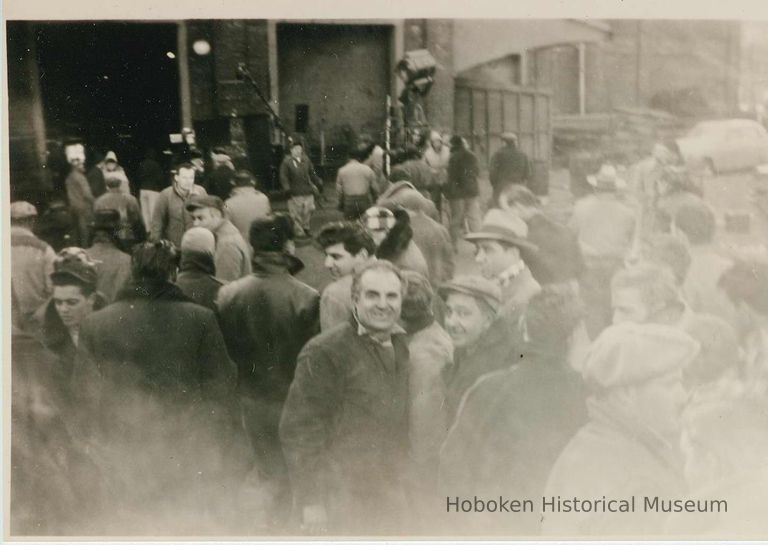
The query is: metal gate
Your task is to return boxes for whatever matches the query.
[454,77,552,192]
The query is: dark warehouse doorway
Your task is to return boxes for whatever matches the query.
[35,22,182,187]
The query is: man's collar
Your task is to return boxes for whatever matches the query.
[356,319,406,346]
[232,186,257,195]
[497,260,526,286]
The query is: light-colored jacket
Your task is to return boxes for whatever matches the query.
[336,160,376,198]
[11,226,56,323]
[149,184,207,248]
[211,219,252,283]
[320,274,354,331]
[225,186,271,242]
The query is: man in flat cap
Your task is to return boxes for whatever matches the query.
[186,194,251,282]
[438,274,514,422]
[10,201,57,329]
[489,131,532,203]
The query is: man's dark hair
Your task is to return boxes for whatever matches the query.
[233,170,256,188]
[523,284,583,352]
[350,142,375,162]
[131,240,180,283]
[400,270,434,328]
[316,221,375,256]
[718,259,768,316]
[403,144,422,161]
[173,161,195,172]
[673,203,716,245]
[51,274,95,296]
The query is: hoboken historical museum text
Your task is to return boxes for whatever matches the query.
[446,496,727,514]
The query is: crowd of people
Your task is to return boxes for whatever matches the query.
[9,130,768,538]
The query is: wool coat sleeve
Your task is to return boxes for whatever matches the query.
[149,191,169,242]
[214,241,247,283]
[489,151,501,188]
[409,337,452,464]
[307,158,322,189]
[127,196,147,242]
[279,342,342,508]
[196,311,237,401]
[66,173,95,212]
[279,159,292,192]
[319,289,351,332]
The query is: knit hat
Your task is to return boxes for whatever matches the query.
[10,201,37,220]
[362,206,396,231]
[50,247,99,287]
[104,150,118,164]
[181,227,216,256]
[438,275,502,314]
[250,214,295,252]
[581,322,700,390]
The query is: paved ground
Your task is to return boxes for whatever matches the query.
[276,167,768,294]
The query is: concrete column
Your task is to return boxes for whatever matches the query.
[424,19,454,132]
[268,20,279,116]
[178,21,193,129]
[578,42,586,115]
[520,49,529,86]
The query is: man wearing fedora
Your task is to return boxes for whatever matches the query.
[186,194,252,283]
[569,164,637,338]
[465,209,541,331]
[489,132,532,203]
[86,209,132,303]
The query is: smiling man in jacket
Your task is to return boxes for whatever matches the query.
[279,260,411,535]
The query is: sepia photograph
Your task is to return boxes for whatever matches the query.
[5,1,768,540]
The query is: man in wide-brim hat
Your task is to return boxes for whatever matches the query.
[465,208,541,325]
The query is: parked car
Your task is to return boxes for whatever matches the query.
[676,119,768,174]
